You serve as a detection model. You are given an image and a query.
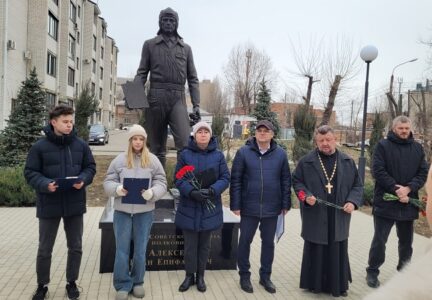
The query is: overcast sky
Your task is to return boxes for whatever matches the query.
[96,0,432,121]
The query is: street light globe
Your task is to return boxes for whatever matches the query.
[360,45,378,63]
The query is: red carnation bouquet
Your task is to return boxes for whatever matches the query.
[175,165,216,211]
[383,193,426,216]
[297,190,344,210]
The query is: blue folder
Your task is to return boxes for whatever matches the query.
[122,178,150,204]
[54,176,81,191]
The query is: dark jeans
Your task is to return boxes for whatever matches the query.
[366,215,414,276]
[237,215,278,280]
[144,88,190,167]
[36,215,83,285]
[183,230,212,274]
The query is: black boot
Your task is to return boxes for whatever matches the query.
[179,273,195,292]
[196,273,206,292]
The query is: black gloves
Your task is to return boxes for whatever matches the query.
[190,188,215,202]
[200,188,215,201]
[190,190,205,202]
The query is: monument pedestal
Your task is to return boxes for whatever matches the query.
[99,192,240,273]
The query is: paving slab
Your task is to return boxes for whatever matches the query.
[0,207,430,299]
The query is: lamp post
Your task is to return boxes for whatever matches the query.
[389,58,418,94]
[389,58,418,115]
[358,45,378,183]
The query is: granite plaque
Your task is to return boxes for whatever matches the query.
[99,195,239,273]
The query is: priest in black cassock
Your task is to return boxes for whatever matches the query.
[292,125,363,297]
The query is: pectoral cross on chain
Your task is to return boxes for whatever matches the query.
[325,182,333,194]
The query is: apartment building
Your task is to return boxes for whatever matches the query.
[0,0,118,130]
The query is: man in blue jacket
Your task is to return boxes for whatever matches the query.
[366,116,428,288]
[24,105,96,300]
[230,120,291,294]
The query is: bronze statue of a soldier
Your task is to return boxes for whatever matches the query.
[135,7,200,167]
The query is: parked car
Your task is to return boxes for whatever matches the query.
[88,124,109,145]
[342,142,356,147]
[355,139,370,147]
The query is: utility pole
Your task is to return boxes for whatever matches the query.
[245,49,252,112]
[397,77,403,115]
[349,99,354,143]
[407,90,411,116]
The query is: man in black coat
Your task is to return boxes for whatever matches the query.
[366,116,428,288]
[135,7,200,167]
[24,105,96,300]
[230,120,291,294]
[292,125,363,297]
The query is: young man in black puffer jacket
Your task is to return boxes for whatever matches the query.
[24,105,96,300]
[366,116,428,289]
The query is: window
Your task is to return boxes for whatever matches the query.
[110,78,112,89]
[100,67,103,80]
[75,83,79,97]
[46,93,56,111]
[91,82,96,95]
[92,59,96,73]
[93,35,97,51]
[101,46,104,59]
[78,5,81,18]
[68,67,75,86]
[68,99,74,108]
[76,57,79,70]
[48,12,58,40]
[76,31,80,44]
[99,88,103,100]
[68,34,76,59]
[109,95,112,105]
[47,52,56,77]
[70,1,77,23]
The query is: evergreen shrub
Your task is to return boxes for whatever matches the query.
[0,165,35,206]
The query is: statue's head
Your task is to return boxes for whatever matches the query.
[157,7,182,38]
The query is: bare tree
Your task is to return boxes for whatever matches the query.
[289,36,324,106]
[409,83,432,161]
[224,43,275,114]
[320,37,359,125]
[289,35,359,125]
[202,77,229,115]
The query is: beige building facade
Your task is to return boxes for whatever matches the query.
[0,0,118,129]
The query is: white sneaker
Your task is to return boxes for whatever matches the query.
[132,285,145,298]
[115,291,128,300]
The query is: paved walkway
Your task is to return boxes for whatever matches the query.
[0,207,430,300]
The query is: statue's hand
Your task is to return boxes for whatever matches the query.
[193,106,201,119]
